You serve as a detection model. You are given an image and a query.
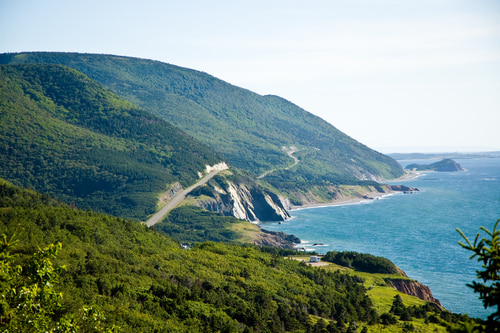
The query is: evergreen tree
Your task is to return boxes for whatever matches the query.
[457,219,500,332]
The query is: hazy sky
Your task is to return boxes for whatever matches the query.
[2,0,499,153]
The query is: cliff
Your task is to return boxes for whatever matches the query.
[254,229,301,249]
[387,278,442,307]
[191,179,291,222]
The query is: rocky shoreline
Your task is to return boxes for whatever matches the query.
[253,229,301,249]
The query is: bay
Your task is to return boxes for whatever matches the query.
[262,157,500,319]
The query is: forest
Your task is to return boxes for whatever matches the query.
[0,179,477,332]
[0,63,221,220]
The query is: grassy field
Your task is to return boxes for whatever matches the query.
[230,221,262,243]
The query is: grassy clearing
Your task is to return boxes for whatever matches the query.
[230,221,262,243]
[353,271,427,314]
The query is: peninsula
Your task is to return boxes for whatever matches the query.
[405,159,464,172]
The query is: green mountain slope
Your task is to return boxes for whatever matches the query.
[0,179,471,332]
[0,63,222,220]
[0,52,404,193]
[405,159,464,172]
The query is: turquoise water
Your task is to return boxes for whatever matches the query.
[262,158,500,319]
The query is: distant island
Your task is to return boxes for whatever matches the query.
[405,159,464,172]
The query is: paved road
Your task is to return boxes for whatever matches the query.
[258,146,300,179]
[146,168,227,227]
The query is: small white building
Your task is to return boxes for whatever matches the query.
[310,256,321,263]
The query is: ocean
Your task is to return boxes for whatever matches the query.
[262,157,500,319]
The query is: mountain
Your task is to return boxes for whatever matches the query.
[0,63,222,220]
[405,159,464,172]
[0,63,296,222]
[0,52,404,204]
[0,178,472,332]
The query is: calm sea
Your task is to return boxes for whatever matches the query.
[262,157,500,319]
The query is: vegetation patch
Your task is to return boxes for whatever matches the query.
[153,205,241,244]
[322,250,400,274]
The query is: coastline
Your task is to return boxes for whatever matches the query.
[388,170,422,182]
[289,171,421,212]
[290,195,383,211]
[266,157,498,319]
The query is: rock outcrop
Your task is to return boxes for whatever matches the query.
[389,185,419,193]
[387,278,442,306]
[253,229,301,249]
[158,182,183,204]
[192,180,291,222]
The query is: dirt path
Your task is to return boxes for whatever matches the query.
[146,166,228,227]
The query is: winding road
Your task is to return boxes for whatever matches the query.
[258,146,300,179]
[146,166,228,227]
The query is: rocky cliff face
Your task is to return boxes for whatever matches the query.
[192,180,291,222]
[389,185,419,193]
[388,278,442,306]
[253,229,301,249]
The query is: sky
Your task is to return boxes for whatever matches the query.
[1,0,499,153]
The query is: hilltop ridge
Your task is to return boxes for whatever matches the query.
[0,52,404,207]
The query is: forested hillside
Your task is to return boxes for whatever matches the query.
[0,52,404,202]
[0,179,378,332]
[0,63,222,220]
[0,179,473,332]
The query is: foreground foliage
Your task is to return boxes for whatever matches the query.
[457,219,500,332]
[0,238,118,332]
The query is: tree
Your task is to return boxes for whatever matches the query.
[0,229,72,332]
[0,230,118,332]
[457,218,500,331]
[390,295,411,321]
